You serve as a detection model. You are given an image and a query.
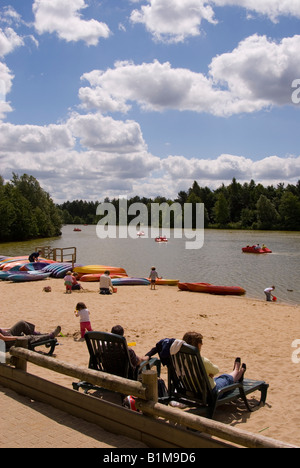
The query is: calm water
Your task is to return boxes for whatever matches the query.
[1,226,299,305]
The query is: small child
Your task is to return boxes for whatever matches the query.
[74,302,93,339]
[64,271,73,294]
[149,266,159,290]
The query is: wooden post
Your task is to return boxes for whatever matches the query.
[12,338,28,371]
[142,370,158,402]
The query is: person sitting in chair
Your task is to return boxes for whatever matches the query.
[182,331,246,393]
[111,325,147,370]
[0,321,61,350]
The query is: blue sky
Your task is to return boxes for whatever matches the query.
[1,0,300,202]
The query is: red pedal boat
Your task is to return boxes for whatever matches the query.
[242,245,272,254]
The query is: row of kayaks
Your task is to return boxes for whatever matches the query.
[0,256,246,294]
[0,256,83,282]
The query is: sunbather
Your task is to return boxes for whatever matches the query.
[0,321,61,350]
[182,331,246,392]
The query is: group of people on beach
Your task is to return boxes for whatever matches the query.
[0,309,247,397]
[64,267,161,294]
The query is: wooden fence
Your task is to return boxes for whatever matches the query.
[0,342,297,449]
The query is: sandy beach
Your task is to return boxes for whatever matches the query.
[1,277,299,447]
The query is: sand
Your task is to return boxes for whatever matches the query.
[0,277,299,447]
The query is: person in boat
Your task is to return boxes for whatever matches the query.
[0,321,61,351]
[99,270,113,295]
[28,250,42,263]
[264,285,275,301]
[149,266,159,290]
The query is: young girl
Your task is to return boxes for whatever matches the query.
[64,271,73,294]
[74,302,93,339]
[149,266,159,290]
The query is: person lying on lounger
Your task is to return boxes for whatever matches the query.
[0,321,61,350]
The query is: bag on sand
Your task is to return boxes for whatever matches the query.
[123,378,168,411]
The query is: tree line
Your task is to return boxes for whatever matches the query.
[0,174,62,242]
[59,178,300,231]
[1,174,299,243]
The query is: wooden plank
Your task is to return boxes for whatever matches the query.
[9,347,147,399]
[135,400,297,449]
[0,365,233,448]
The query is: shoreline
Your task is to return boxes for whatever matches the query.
[0,277,299,447]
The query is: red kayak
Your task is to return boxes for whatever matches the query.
[242,245,272,254]
[178,282,246,296]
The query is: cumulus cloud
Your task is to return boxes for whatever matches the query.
[130,0,300,42]
[130,0,216,43]
[0,61,14,119]
[33,0,110,45]
[79,34,300,118]
[67,112,147,153]
[210,34,300,106]
[0,122,74,152]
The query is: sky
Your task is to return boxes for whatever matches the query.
[1,0,300,203]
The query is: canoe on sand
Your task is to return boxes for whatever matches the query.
[148,278,179,286]
[73,265,127,278]
[178,282,246,296]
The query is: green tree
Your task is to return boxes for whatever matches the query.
[256,195,279,230]
[279,192,300,230]
[213,193,230,227]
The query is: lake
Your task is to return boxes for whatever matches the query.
[0,226,299,305]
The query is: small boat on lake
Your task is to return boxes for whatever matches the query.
[155,236,168,243]
[73,228,82,232]
[242,245,272,254]
[178,282,246,296]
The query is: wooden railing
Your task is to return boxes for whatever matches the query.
[36,246,77,266]
[0,342,297,449]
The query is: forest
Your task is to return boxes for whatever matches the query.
[59,178,300,231]
[1,174,300,243]
[0,174,62,242]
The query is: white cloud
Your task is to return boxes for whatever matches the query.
[67,112,147,153]
[78,34,300,119]
[33,0,110,45]
[0,122,74,152]
[0,61,14,119]
[130,0,300,42]
[210,34,300,106]
[130,0,216,43]
[0,27,24,56]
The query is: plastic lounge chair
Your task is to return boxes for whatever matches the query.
[28,338,58,356]
[164,343,268,419]
[72,331,161,393]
